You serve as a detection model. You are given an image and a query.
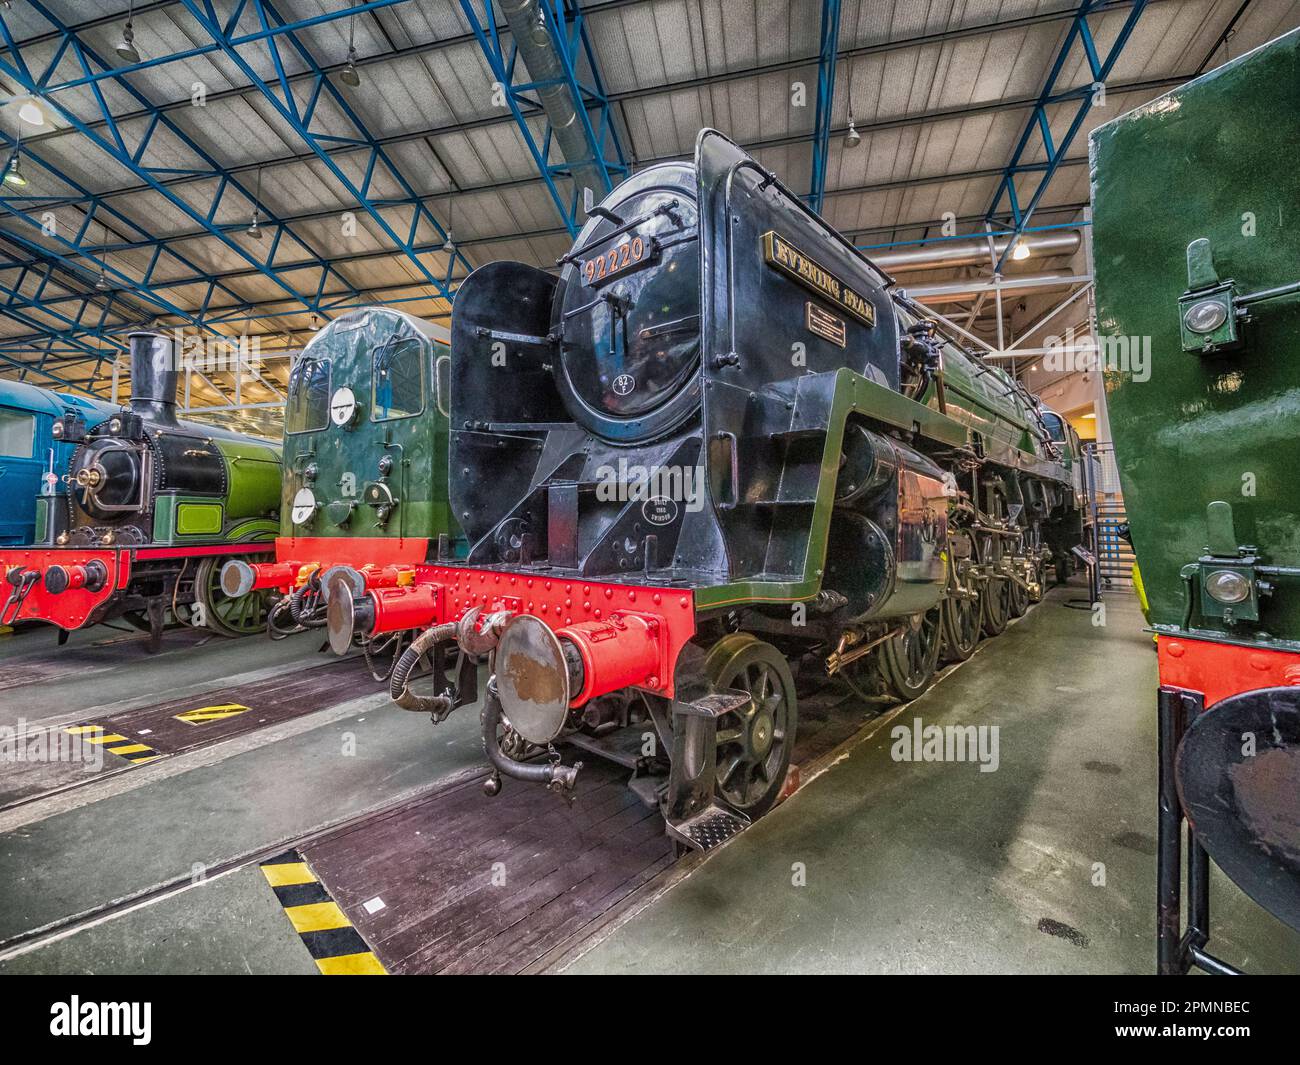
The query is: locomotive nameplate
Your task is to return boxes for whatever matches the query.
[762,231,875,326]
[805,302,846,347]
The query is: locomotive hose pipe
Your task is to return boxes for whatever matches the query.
[481,679,580,793]
[288,580,327,628]
[267,596,302,638]
[390,621,459,715]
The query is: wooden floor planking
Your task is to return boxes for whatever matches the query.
[303,761,675,975]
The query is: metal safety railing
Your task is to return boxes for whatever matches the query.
[1081,441,1133,601]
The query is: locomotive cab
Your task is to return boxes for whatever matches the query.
[279,308,451,543]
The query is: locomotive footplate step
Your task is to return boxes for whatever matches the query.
[288,760,675,974]
[665,805,750,851]
[0,657,381,811]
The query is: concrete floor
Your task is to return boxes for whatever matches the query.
[0,621,333,732]
[3,589,1297,974]
[0,624,487,974]
[564,589,1300,975]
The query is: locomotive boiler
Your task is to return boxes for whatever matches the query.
[1092,27,1300,972]
[218,307,462,678]
[0,331,281,648]
[327,130,1083,848]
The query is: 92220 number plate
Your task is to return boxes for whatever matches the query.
[582,235,650,286]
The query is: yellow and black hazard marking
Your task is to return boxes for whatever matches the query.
[175,702,251,726]
[64,724,160,764]
[260,850,385,975]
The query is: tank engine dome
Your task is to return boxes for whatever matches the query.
[552,163,703,443]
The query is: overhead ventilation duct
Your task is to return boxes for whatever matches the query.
[500,0,608,205]
[871,230,1082,274]
[904,272,1090,304]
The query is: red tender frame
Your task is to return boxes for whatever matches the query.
[1158,634,1300,707]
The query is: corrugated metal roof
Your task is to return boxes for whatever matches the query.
[1,0,1297,398]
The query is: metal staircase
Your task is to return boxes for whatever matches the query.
[1082,442,1133,593]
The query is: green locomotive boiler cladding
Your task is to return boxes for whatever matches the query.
[1092,27,1300,646]
[279,307,454,547]
[902,313,1086,582]
[145,435,281,544]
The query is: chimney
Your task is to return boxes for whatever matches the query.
[128,331,179,425]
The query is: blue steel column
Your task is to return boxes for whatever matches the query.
[808,0,842,214]
[986,0,1149,272]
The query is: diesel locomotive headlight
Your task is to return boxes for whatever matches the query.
[51,421,63,438]
[1205,569,1251,604]
[291,486,318,526]
[1184,298,1228,334]
[329,386,360,429]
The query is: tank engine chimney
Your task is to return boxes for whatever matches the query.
[127,331,180,426]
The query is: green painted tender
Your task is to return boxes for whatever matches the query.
[1092,27,1300,648]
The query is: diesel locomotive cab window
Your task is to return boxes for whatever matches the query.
[434,344,451,418]
[0,410,36,457]
[372,337,424,421]
[560,189,700,419]
[286,357,330,434]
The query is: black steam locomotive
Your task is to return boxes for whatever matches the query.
[331,131,1083,848]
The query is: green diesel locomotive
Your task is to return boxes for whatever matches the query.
[220,307,460,670]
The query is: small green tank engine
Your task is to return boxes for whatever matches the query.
[0,332,281,646]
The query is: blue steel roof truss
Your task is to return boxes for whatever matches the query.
[458,0,629,237]
[0,0,456,370]
[985,0,1149,272]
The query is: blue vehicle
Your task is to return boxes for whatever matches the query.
[0,379,116,546]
